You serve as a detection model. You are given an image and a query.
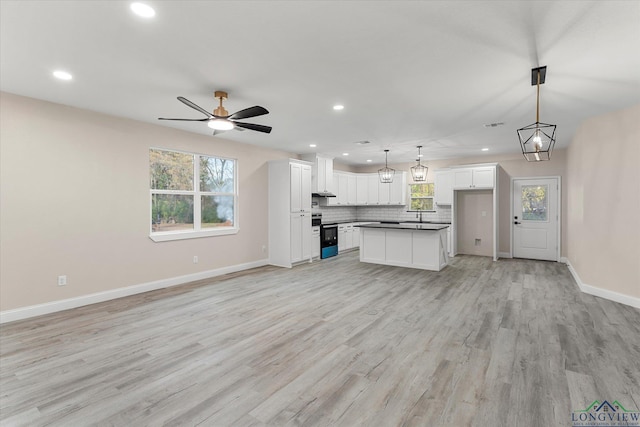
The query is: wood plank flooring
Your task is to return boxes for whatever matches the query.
[1,253,639,426]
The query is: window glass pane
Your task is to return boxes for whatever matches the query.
[410,198,434,211]
[522,185,548,221]
[201,195,235,228]
[200,157,234,193]
[151,194,194,232]
[150,149,194,190]
[410,183,434,197]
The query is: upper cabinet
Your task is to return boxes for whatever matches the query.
[452,165,495,189]
[327,171,406,206]
[290,162,312,212]
[434,169,453,205]
[303,155,333,194]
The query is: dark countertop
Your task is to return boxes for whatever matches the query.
[356,223,449,231]
[322,220,451,225]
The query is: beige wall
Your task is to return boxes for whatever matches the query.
[0,92,294,311]
[355,150,568,256]
[456,190,493,256]
[567,104,640,299]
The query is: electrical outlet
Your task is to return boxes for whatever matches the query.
[58,275,67,286]
[193,256,198,264]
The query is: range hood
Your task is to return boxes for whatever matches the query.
[312,191,336,198]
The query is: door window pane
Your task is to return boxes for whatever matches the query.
[201,195,235,228]
[151,194,194,232]
[522,185,548,221]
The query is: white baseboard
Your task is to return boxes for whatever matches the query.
[564,259,640,309]
[0,259,269,324]
[498,252,512,259]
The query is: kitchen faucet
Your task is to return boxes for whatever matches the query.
[416,211,424,223]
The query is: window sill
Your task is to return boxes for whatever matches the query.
[149,227,239,242]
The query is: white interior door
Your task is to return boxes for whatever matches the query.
[513,178,559,261]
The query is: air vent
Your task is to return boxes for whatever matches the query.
[354,140,371,145]
[483,122,504,128]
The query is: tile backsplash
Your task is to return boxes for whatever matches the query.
[314,199,451,223]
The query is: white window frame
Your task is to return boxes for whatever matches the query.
[149,147,239,242]
[407,182,436,212]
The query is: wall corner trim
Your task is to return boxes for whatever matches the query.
[564,259,640,309]
[0,259,269,324]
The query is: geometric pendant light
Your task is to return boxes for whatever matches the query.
[410,145,428,182]
[378,149,395,183]
[517,66,557,162]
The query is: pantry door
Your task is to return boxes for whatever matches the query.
[512,177,559,261]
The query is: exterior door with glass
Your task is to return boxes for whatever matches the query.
[513,178,559,261]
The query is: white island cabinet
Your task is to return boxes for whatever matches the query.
[358,223,449,271]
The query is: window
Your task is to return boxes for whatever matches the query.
[521,184,548,221]
[150,148,238,241]
[409,183,435,211]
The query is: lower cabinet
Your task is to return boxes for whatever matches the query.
[312,226,320,259]
[338,223,357,252]
[290,213,312,263]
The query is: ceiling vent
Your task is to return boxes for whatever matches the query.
[354,140,371,145]
[484,122,504,128]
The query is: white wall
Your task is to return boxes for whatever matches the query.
[567,104,640,301]
[0,92,294,312]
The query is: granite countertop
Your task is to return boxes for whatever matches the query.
[356,223,449,231]
[322,220,451,225]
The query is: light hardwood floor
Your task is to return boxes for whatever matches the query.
[1,253,639,426]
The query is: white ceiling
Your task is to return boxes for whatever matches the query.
[1,1,639,165]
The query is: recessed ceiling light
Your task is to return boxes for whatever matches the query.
[52,70,73,81]
[481,148,490,151]
[131,2,155,18]
[333,105,344,111]
[309,144,317,148]
[342,152,349,156]
[366,159,372,163]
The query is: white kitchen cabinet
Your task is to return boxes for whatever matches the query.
[338,173,348,204]
[338,224,347,252]
[434,169,453,205]
[452,166,495,189]
[268,159,313,268]
[312,226,320,259]
[290,162,312,212]
[291,213,312,263]
[347,174,357,204]
[367,174,380,205]
[389,172,406,205]
[303,155,333,195]
[379,181,391,204]
[356,175,368,204]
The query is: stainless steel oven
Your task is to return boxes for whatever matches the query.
[320,223,338,259]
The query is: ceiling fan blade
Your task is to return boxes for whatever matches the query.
[228,106,269,121]
[158,117,209,121]
[177,96,213,117]
[234,122,272,134]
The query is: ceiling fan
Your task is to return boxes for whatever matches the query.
[158,91,272,134]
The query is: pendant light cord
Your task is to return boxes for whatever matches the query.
[536,70,540,123]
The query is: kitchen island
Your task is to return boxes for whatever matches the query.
[356,223,449,271]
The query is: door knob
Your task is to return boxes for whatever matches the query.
[514,221,521,225]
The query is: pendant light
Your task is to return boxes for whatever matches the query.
[410,146,428,182]
[517,66,557,162]
[378,149,395,183]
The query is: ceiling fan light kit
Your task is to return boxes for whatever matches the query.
[378,149,395,183]
[517,66,557,162]
[158,90,272,135]
[410,145,428,182]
